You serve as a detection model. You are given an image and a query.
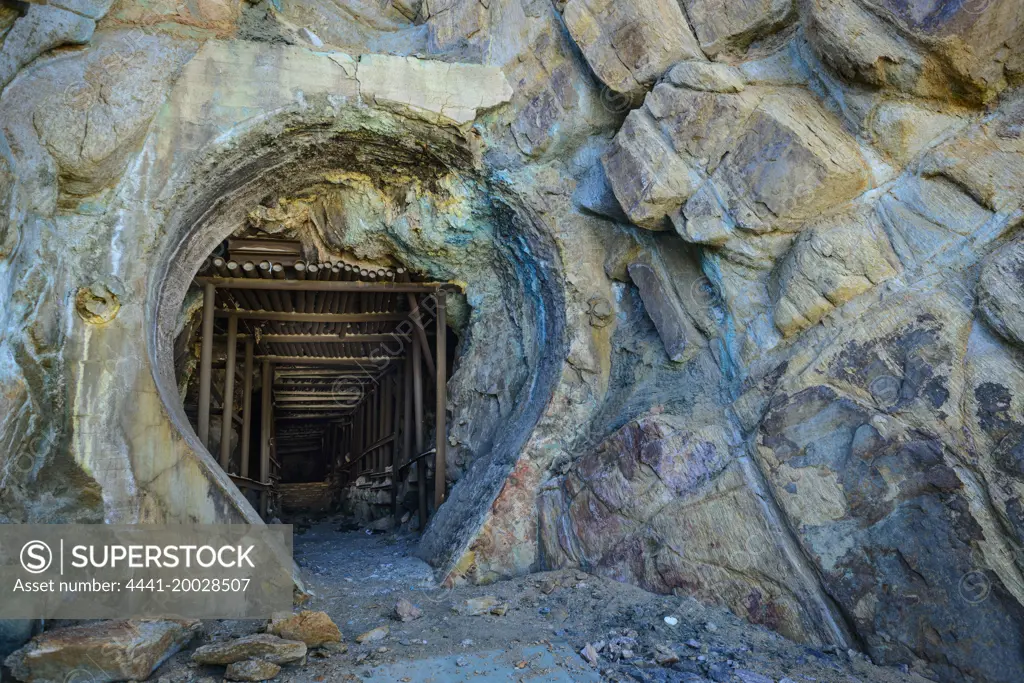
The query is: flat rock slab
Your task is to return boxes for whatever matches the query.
[4,619,199,683]
[192,633,306,665]
[225,658,282,681]
[356,54,513,126]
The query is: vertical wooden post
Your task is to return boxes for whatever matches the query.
[259,359,273,518]
[353,404,363,476]
[412,331,427,529]
[377,379,387,473]
[198,282,216,447]
[434,289,447,508]
[239,339,254,479]
[219,315,238,471]
[392,372,403,523]
[403,353,413,469]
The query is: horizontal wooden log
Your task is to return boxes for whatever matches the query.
[215,333,410,342]
[216,310,408,323]
[198,276,447,292]
[257,355,401,366]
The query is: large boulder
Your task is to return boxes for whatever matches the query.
[0,4,95,90]
[802,0,1024,104]
[605,81,870,234]
[770,204,900,337]
[5,619,199,683]
[24,30,198,201]
[682,0,795,56]
[602,106,702,229]
[978,237,1024,348]
[561,0,703,97]
[266,611,342,648]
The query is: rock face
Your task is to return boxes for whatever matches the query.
[538,415,849,646]
[3,0,1024,681]
[5,619,199,683]
[803,0,1024,104]
[753,290,1024,683]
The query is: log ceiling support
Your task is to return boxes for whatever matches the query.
[189,256,453,524]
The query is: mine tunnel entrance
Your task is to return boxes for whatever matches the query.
[175,237,459,530]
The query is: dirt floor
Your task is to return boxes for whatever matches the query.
[150,516,933,683]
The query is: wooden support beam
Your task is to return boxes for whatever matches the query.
[240,339,254,479]
[197,276,447,293]
[393,371,404,524]
[215,333,409,343]
[277,413,351,421]
[259,359,273,518]
[377,377,387,473]
[219,315,238,471]
[274,392,362,401]
[435,289,447,508]
[198,282,216,447]
[215,309,407,323]
[413,332,427,529]
[255,355,400,366]
[406,293,436,377]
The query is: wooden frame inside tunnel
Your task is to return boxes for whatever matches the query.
[187,240,453,529]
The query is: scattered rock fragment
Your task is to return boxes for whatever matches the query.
[355,626,389,643]
[5,619,199,683]
[581,642,599,665]
[224,659,281,681]
[735,670,773,683]
[654,644,680,665]
[393,599,422,622]
[266,611,341,648]
[191,634,306,665]
[538,578,559,594]
[451,596,509,616]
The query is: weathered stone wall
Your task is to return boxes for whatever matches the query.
[3,0,1024,680]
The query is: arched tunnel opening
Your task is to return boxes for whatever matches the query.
[147,111,567,574]
[173,234,463,531]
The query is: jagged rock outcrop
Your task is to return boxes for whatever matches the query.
[561,0,703,98]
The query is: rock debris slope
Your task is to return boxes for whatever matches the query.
[2,0,1024,681]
